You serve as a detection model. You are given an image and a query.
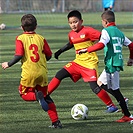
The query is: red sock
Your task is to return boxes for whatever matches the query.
[47,103,58,123]
[97,89,115,106]
[48,77,61,94]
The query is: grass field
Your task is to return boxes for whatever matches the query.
[0,12,133,133]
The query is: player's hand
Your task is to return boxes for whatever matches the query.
[78,48,87,55]
[2,62,9,69]
[54,49,62,60]
[127,58,133,66]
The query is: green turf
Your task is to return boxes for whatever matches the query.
[0,12,133,27]
[0,12,133,133]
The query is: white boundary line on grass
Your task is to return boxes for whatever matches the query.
[0,60,71,65]
[0,59,130,65]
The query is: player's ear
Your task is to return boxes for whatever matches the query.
[21,26,23,30]
[21,25,26,32]
[80,19,83,24]
[103,19,108,25]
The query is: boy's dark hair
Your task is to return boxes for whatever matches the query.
[21,14,37,32]
[101,10,115,22]
[67,10,82,20]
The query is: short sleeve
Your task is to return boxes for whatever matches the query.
[124,37,132,46]
[15,36,24,55]
[43,39,52,56]
[99,29,110,46]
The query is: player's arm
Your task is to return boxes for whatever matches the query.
[43,39,52,61]
[2,38,24,69]
[123,37,133,66]
[127,42,133,66]
[2,55,23,69]
[78,42,104,54]
[54,42,74,60]
[8,55,23,67]
[87,42,104,52]
[87,29,109,52]
[78,29,108,54]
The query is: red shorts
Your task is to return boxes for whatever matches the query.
[19,84,48,101]
[64,62,98,82]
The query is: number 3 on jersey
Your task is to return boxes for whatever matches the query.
[29,44,40,62]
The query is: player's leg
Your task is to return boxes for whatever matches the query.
[48,68,71,94]
[19,84,49,111]
[98,69,128,107]
[89,81,118,113]
[114,89,133,122]
[80,68,118,113]
[35,90,49,112]
[38,85,62,128]
[112,89,130,115]
[45,95,62,128]
[98,69,116,96]
[106,72,133,122]
[104,8,108,11]
[19,84,37,101]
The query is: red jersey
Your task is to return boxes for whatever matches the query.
[68,26,101,69]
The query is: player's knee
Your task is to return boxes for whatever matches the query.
[55,68,70,80]
[89,81,101,94]
[55,68,64,80]
[93,86,101,94]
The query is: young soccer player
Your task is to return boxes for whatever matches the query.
[79,10,133,122]
[48,10,118,113]
[102,0,115,11]
[1,14,62,128]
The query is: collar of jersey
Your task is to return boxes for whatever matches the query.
[107,22,116,27]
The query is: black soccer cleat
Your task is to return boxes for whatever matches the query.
[36,91,49,112]
[49,120,62,129]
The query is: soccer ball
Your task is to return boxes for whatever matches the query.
[0,23,6,30]
[71,104,88,120]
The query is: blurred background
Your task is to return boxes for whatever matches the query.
[0,0,133,28]
[0,0,133,13]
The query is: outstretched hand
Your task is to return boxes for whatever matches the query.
[2,62,9,70]
[54,49,62,60]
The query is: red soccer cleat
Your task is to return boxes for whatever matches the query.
[116,115,133,123]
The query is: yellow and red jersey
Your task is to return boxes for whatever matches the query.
[15,32,52,87]
[68,26,101,69]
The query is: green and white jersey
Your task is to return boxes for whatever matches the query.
[99,26,131,73]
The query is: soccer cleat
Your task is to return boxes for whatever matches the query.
[105,105,118,113]
[36,91,49,112]
[116,115,133,123]
[49,120,62,129]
